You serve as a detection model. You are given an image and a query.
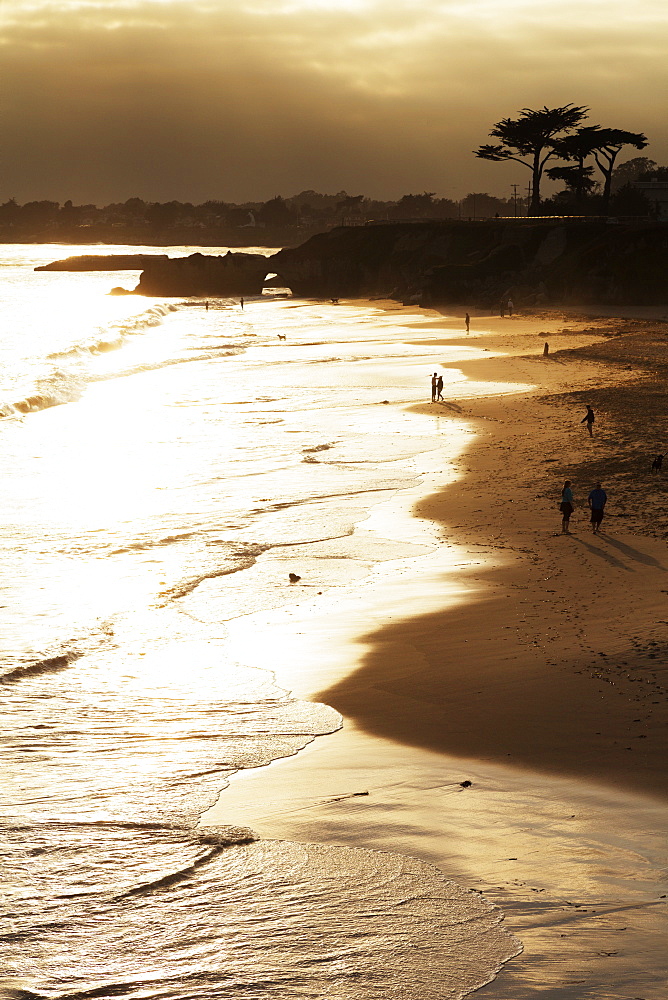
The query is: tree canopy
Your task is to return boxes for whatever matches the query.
[584,127,648,210]
[475,105,589,214]
[476,106,650,215]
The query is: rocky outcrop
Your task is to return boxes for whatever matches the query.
[270,224,456,299]
[36,221,668,306]
[270,220,668,307]
[35,254,167,271]
[133,251,271,296]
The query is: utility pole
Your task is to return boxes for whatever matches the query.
[511,184,519,218]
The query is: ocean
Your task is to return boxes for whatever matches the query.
[0,243,519,999]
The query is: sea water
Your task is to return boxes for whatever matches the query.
[0,244,518,998]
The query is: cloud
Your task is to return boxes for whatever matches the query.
[0,0,666,202]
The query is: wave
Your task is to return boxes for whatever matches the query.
[111,846,223,901]
[0,368,86,417]
[112,827,259,901]
[158,542,268,601]
[109,530,199,556]
[302,442,336,453]
[46,305,177,362]
[0,648,84,685]
[0,305,179,418]
[86,348,245,385]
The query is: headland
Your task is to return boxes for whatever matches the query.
[38,219,668,309]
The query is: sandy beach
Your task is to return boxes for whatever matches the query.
[202,304,668,999]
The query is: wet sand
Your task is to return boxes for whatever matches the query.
[203,305,668,998]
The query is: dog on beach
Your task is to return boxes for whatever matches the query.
[277,334,287,340]
[651,454,664,472]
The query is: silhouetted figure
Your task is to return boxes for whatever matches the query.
[581,406,595,437]
[507,298,514,316]
[240,297,244,310]
[205,301,209,311]
[431,372,438,402]
[560,480,574,534]
[465,312,470,333]
[651,454,664,473]
[543,342,549,356]
[500,300,506,318]
[436,376,444,401]
[588,483,607,534]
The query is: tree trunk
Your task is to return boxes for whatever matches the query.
[575,155,585,207]
[598,149,618,216]
[530,153,541,215]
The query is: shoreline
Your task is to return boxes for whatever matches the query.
[203,305,668,997]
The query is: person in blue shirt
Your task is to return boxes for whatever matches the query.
[588,483,607,534]
[559,480,574,533]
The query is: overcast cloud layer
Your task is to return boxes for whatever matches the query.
[1,0,666,203]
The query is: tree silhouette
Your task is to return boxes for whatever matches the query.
[474,105,589,214]
[611,157,656,191]
[582,127,648,212]
[335,194,365,214]
[546,164,598,205]
[549,130,603,207]
[393,192,437,218]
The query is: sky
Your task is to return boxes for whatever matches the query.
[1,0,667,205]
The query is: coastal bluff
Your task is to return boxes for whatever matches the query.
[36,219,668,305]
[270,219,668,307]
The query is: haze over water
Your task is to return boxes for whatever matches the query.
[0,245,519,999]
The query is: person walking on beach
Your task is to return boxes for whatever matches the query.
[500,300,506,318]
[581,405,595,437]
[240,297,244,310]
[588,482,607,534]
[560,480,574,533]
[431,372,438,402]
[465,312,470,333]
[436,375,444,401]
[507,298,514,317]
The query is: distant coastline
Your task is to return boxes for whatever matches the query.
[2,223,321,249]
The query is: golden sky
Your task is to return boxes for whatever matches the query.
[1,0,666,203]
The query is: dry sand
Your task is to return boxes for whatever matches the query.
[203,305,668,999]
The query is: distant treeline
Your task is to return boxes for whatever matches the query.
[0,190,519,235]
[1,160,664,244]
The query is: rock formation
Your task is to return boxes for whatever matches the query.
[133,252,271,296]
[35,254,167,271]
[36,220,668,306]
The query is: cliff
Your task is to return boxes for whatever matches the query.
[270,219,668,307]
[36,219,668,306]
